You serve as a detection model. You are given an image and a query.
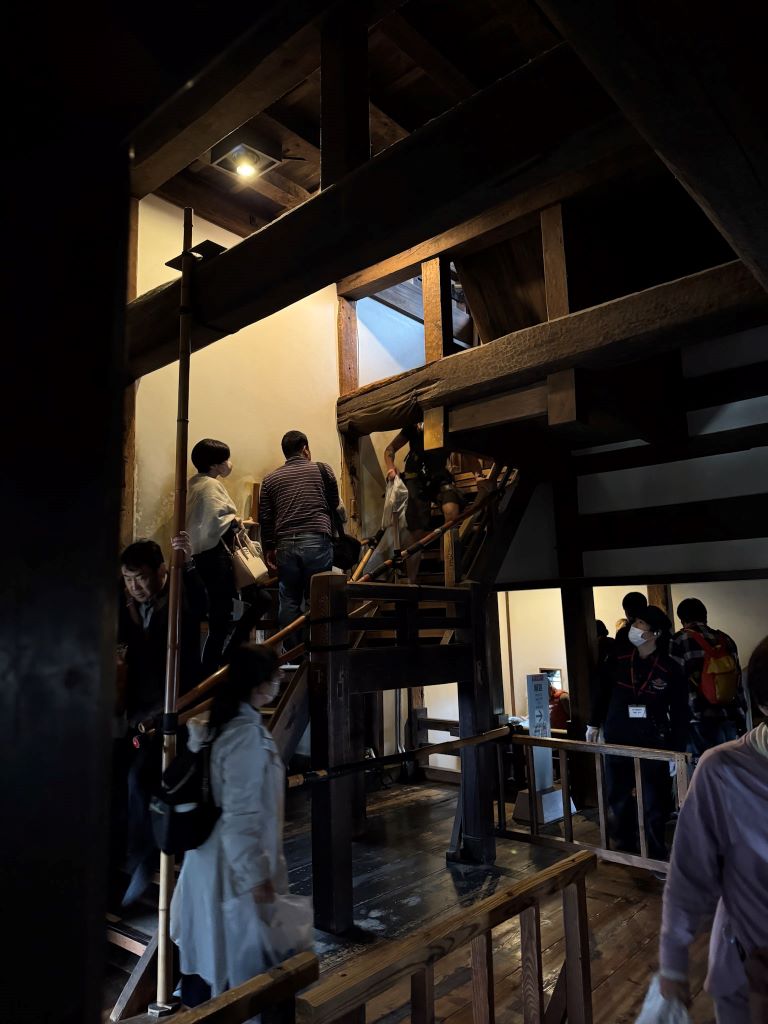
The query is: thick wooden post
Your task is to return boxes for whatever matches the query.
[2,59,128,1019]
[540,203,569,319]
[422,255,453,361]
[562,878,593,1024]
[470,930,495,1024]
[320,4,369,188]
[337,296,362,538]
[457,582,497,863]
[309,572,354,933]
[647,583,674,621]
[520,905,545,1023]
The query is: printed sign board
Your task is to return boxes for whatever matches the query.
[527,673,553,790]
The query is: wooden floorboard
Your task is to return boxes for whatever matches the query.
[103,781,714,1021]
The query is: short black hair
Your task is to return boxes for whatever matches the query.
[596,620,609,638]
[622,591,648,618]
[677,597,707,625]
[191,438,230,472]
[209,643,280,733]
[747,636,768,710]
[120,539,164,571]
[281,430,308,458]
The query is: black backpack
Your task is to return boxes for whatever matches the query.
[149,742,221,856]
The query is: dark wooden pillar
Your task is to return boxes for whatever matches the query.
[309,573,355,932]
[337,296,362,538]
[320,4,370,189]
[2,24,128,1018]
[120,198,139,550]
[647,583,674,623]
[457,583,497,864]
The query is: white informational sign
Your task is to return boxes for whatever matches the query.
[527,673,553,790]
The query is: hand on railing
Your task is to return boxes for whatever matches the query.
[585,725,600,743]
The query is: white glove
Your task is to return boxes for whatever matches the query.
[669,760,677,777]
[586,726,599,743]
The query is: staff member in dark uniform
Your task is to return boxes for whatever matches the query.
[586,605,688,861]
[384,422,463,583]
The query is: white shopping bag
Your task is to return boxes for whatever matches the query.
[635,975,691,1024]
[381,476,408,531]
[257,893,314,967]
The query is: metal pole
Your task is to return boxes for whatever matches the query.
[152,207,194,1017]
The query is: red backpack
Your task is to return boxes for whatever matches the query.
[684,629,740,705]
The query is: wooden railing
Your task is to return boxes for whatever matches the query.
[121,952,318,1024]
[296,851,596,1024]
[504,734,692,874]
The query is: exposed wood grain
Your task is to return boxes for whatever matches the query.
[646,584,673,621]
[337,297,359,396]
[336,261,768,436]
[633,756,648,861]
[559,751,573,842]
[562,879,593,1024]
[337,143,648,299]
[110,932,157,1021]
[520,905,545,1023]
[422,256,453,361]
[295,852,595,1024]
[449,384,548,433]
[540,204,569,319]
[127,48,630,377]
[156,174,266,236]
[370,102,409,150]
[411,964,436,1024]
[470,930,495,1024]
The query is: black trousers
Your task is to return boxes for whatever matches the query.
[605,755,671,861]
[195,543,236,676]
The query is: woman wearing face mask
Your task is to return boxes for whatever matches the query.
[187,438,239,675]
[170,643,285,1006]
[586,605,688,861]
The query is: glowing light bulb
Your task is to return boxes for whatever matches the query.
[235,159,256,178]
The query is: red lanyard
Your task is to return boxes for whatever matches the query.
[630,651,659,698]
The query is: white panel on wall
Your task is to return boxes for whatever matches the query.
[578,448,768,514]
[505,588,569,717]
[584,538,768,577]
[688,396,768,435]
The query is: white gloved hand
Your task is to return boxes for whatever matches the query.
[586,726,599,743]
[669,760,678,777]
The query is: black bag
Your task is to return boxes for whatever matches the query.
[318,463,361,571]
[149,743,221,856]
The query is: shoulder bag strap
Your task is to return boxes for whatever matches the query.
[317,462,344,538]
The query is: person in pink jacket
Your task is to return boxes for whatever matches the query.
[659,636,768,1023]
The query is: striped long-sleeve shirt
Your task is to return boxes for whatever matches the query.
[260,456,339,549]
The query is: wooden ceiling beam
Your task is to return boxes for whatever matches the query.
[535,0,768,292]
[378,11,477,101]
[232,168,312,209]
[321,3,370,187]
[130,0,404,198]
[336,141,650,298]
[155,173,267,238]
[126,46,628,377]
[336,261,768,436]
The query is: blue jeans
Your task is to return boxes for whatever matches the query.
[277,533,333,651]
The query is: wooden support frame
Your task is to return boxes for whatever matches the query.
[540,204,569,320]
[127,47,637,377]
[337,261,768,437]
[336,297,362,535]
[422,255,454,361]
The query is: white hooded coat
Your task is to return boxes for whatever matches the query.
[186,473,238,556]
[170,703,288,996]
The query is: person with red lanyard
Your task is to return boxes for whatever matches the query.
[586,605,688,861]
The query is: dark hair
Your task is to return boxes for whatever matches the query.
[191,438,230,472]
[677,597,707,625]
[281,430,308,458]
[636,604,672,653]
[596,619,609,638]
[622,591,648,619]
[747,636,768,711]
[208,643,279,734]
[120,539,164,571]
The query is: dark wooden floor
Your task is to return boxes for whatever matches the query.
[104,778,715,1022]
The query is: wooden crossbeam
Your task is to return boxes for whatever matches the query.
[336,261,768,436]
[345,643,474,691]
[127,47,628,378]
[536,0,768,292]
[156,174,267,237]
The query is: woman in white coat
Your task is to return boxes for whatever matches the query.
[171,643,286,1006]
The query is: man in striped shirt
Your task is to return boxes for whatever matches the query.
[260,430,339,651]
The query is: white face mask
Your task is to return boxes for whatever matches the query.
[628,625,648,647]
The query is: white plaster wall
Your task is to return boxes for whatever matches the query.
[134,196,340,552]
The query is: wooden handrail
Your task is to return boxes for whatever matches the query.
[295,851,595,1024]
[510,732,692,764]
[121,951,318,1024]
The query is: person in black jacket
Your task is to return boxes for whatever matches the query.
[586,605,688,861]
[116,533,208,905]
